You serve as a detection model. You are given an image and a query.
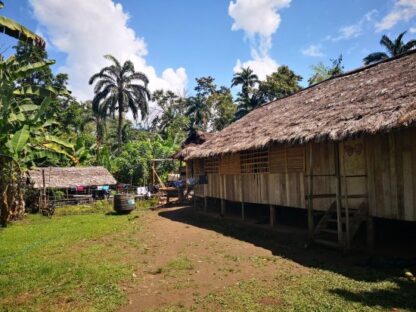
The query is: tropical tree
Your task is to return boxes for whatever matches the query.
[0,56,75,226]
[363,31,416,65]
[186,95,211,131]
[257,66,302,103]
[231,67,259,118]
[89,55,150,151]
[151,90,188,140]
[211,86,236,131]
[308,55,344,86]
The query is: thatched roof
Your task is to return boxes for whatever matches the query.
[28,166,117,189]
[187,51,416,160]
[172,131,214,160]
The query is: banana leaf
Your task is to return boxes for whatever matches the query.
[0,16,45,48]
[9,125,29,153]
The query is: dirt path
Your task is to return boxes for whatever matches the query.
[119,206,309,312]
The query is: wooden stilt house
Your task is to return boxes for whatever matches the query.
[185,51,416,250]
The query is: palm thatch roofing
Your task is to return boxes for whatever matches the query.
[187,51,416,160]
[172,130,214,160]
[28,166,117,189]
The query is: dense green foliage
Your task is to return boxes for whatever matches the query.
[308,55,344,86]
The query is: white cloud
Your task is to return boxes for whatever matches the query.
[376,0,416,32]
[29,0,188,102]
[302,44,325,57]
[329,10,377,41]
[233,54,278,80]
[228,0,290,79]
[410,26,416,32]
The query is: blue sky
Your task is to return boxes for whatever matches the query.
[2,0,416,101]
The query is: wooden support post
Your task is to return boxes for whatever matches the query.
[221,199,225,216]
[270,205,276,227]
[307,144,314,240]
[241,202,245,220]
[334,142,344,249]
[367,217,375,250]
[340,142,351,249]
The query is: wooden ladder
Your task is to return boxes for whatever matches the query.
[312,201,368,249]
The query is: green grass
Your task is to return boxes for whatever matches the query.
[0,199,154,312]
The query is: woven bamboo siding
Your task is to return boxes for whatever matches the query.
[205,158,219,174]
[366,128,416,221]
[219,154,240,175]
[270,146,305,173]
[240,149,269,174]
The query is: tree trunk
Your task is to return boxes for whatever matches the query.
[117,94,124,152]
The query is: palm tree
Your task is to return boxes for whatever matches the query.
[231,67,259,118]
[186,95,211,131]
[363,31,416,65]
[89,55,150,151]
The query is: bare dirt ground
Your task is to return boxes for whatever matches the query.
[118,205,326,312]
[117,205,416,312]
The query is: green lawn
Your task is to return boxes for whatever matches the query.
[1,200,415,312]
[0,200,155,312]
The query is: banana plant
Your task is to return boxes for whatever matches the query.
[0,1,45,49]
[0,56,76,226]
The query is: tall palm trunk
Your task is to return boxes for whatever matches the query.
[117,93,124,152]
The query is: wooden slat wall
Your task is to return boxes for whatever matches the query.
[366,127,416,221]
[305,142,336,210]
[193,128,416,221]
[241,174,269,204]
[206,174,221,198]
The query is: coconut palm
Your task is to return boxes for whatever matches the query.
[363,31,416,65]
[186,95,211,131]
[231,67,259,118]
[231,67,259,99]
[89,55,150,151]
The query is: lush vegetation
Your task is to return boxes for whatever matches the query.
[0,0,415,227]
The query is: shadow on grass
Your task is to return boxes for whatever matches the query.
[330,278,416,311]
[158,205,416,310]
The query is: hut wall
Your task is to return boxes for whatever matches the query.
[366,127,416,221]
[189,127,416,221]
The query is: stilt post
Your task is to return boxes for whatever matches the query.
[334,142,344,249]
[307,144,314,240]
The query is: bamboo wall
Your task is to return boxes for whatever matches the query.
[188,127,416,221]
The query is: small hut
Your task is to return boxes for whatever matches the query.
[185,50,416,250]
[28,166,117,205]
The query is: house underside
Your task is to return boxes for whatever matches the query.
[182,51,416,251]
